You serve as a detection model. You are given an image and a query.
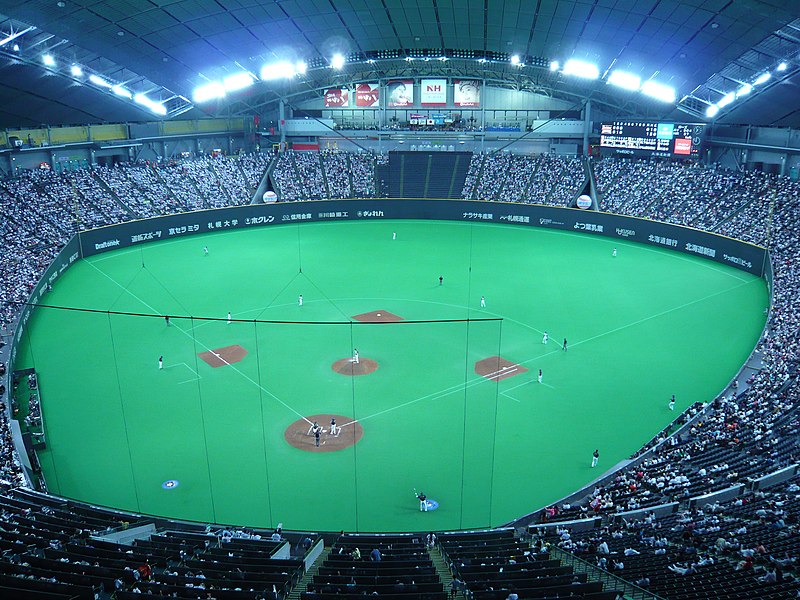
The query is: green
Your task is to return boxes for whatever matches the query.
[16,220,767,532]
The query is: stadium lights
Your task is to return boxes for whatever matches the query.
[261,62,296,80]
[563,59,599,79]
[222,72,255,92]
[260,61,307,79]
[70,64,83,77]
[607,70,641,91]
[705,104,720,118]
[717,91,735,108]
[112,85,132,99]
[331,53,345,69]
[510,54,520,65]
[134,93,151,107]
[89,74,112,88]
[641,80,676,103]
[549,60,559,71]
[193,81,225,103]
[134,93,167,116]
[753,72,771,85]
[777,61,787,71]
[0,25,36,47]
[736,83,752,98]
[42,54,55,67]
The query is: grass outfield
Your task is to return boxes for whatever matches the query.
[16,219,768,532]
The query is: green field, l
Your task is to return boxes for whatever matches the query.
[16,220,768,532]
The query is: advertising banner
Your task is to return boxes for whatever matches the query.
[673,138,693,155]
[387,80,413,107]
[323,88,349,108]
[454,80,481,107]
[355,83,380,107]
[420,78,447,106]
[76,201,767,277]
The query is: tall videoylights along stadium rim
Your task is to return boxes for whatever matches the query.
[9,199,770,532]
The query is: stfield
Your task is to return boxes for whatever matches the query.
[15,219,768,532]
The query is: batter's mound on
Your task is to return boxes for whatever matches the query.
[352,310,404,323]
[475,356,528,382]
[285,414,364,452]
[332,358,378,376]
[198,344,248,368]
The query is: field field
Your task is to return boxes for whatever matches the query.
[15,219,768,532]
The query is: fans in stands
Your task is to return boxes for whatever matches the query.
[272,151,306,201]
[351,153,377,198]
[321,151,352,198]
[273,150,378,201]
[463,152,585,205]
[1,150,800,599]
[0,410,23,486]
[239,152,273,191]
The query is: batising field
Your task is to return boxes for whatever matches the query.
[16,219,767,532]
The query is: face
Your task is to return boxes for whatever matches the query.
[459,82,479,103]
[390,84,409,104]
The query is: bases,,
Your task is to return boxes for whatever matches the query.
[421,499,439,511]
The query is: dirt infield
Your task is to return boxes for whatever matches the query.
[352,310,404,323]
[284,414,364,452]
[198,344,248,368]
[474,356,528,382]
[332,358,379,376]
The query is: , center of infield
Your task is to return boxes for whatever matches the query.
[332,358,379,376]
[285,414,364,452]
[475,356,528,381]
